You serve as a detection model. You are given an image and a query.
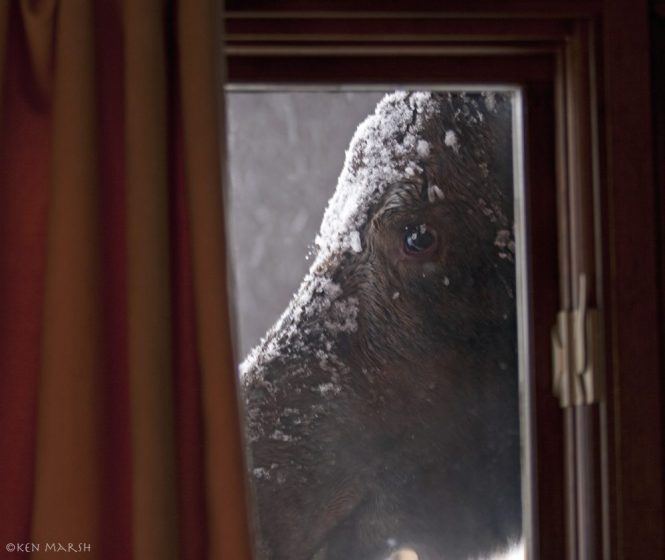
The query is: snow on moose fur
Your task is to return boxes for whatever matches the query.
[241,91,522,560]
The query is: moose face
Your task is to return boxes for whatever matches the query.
[240,91,521,560]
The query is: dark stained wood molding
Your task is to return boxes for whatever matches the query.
[651,4,665,558]
[224,1,602,16]
[653,0,665,17]
[600,0,665,557]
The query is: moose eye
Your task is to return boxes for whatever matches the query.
[403,224,437,255]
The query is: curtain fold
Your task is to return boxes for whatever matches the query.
[123,1,179,558]
[31,0,102,550]
[176,1,252,558]
[0,1,252,558]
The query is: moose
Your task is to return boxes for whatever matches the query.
[240,91,522,560]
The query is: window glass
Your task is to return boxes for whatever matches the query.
[226,88,527,560]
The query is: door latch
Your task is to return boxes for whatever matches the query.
[552,274,602,407]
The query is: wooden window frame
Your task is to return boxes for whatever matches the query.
[222,2,664,558]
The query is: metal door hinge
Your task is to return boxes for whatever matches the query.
[552,274,603,407]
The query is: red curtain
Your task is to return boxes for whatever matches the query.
[0,1,252,558]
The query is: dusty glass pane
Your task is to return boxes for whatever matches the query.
[226,89,527,560]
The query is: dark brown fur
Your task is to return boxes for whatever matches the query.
[241,92,520,560]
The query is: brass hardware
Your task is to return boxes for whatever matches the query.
[552,274,602,407]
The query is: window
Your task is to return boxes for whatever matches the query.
[221,3,665,559]
[228,87,528,560]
